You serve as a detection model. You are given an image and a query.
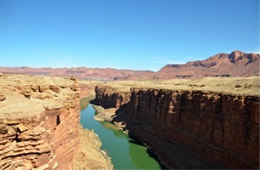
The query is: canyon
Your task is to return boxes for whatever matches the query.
[0,51,259,80]
[94,77,260,169]
[0,68,259,169]
[0,74,112,169]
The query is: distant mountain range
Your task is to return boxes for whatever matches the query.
[0,51,259,80]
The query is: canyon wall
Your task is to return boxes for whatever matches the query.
[95,85,260,169]
[0,74,80,169]
[95,85,131,108]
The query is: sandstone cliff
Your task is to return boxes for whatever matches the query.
[0,74,80,169]
[94,78,260,169]
[95,85,131,108]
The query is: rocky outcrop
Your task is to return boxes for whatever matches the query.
[0,74,80,169]
[95,85,260,169]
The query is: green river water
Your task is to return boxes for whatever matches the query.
[80,104,162,169]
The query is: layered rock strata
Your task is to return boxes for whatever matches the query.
[95,85,131,108]
[95,82,260,169]
[0,74,80,169]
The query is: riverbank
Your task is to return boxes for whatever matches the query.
[72,126,113,170]
[80,105,162,169]
[73,96,113,170]
[80,95,95,110]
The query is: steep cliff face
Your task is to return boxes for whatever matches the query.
[95,85,260,169]
[0,74,80,169]
[95,85,131,108]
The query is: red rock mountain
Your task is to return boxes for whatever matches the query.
[0,51,259,80]
[154,50,260,79]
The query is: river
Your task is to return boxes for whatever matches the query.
[80,104,162,169]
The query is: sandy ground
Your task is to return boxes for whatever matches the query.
[72,127,113,170]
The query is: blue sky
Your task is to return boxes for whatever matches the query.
[0,0,259,71]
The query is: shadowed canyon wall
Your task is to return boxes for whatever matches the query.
[95,85,260,169]
[95,86,131,108]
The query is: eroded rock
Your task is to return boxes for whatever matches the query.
[0,126,8,135]
[0,93,6,101]
[50,85,60,93]
[95,85,260,169]
[0,74,81,169]
[21,90,31,99]
[17,124,28,133]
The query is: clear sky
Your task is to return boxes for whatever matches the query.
[0,0,259,71]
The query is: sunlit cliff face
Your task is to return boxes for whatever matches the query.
[0,74,80,169]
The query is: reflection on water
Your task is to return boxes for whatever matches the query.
[80,104,162,170]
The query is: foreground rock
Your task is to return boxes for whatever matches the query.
[0,74,81,169]
[94,77,260,169]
